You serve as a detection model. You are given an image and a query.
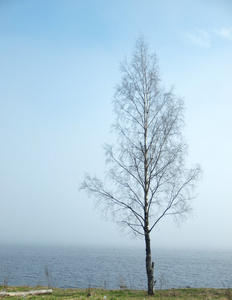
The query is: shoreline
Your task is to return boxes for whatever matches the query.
[0,286,231,299]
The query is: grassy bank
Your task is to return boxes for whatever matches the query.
[0,286,232,299]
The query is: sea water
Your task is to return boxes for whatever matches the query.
[0,245,231,289]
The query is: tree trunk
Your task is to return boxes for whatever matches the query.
[145,231,154,295]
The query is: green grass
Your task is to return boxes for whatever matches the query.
[0,286,231,300]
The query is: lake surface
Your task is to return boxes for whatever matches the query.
[0,245,231,290]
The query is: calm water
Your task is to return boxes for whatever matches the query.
[0,245,231,290]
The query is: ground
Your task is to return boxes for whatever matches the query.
[0,286,232,300]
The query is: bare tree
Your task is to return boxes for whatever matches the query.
[80,36,201,295]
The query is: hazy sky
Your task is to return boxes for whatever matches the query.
[0,0,232,251]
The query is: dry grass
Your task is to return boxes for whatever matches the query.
[0,286,231,300]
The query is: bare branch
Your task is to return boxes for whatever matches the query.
[80,36,202,295]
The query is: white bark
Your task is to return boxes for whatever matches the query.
[0,289,53,297]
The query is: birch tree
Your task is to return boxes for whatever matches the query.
[80,37,201,295]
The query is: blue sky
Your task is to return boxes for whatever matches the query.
[0,0,232,250]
